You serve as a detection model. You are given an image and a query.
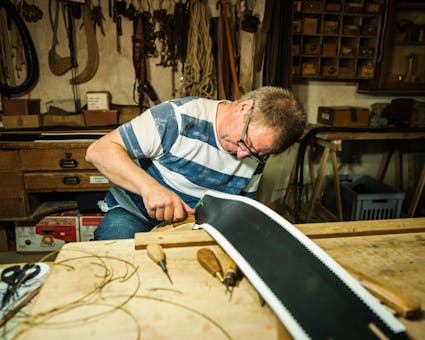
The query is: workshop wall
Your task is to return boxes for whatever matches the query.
[2,0,424,207]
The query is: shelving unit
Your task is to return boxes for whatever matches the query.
[292,0,385,80]
[358,0,425,94]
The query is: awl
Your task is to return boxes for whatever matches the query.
[222,251,238,295]
[147,243,173,285]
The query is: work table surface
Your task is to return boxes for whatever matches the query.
[6,218,425,339]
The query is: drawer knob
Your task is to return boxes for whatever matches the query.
[60,153,78,168]
[62,176,80,185]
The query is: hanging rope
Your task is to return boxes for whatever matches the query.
[180,0,215,98]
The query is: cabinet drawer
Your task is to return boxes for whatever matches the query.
[1,172,25,196]
[24,171,110,191]
[0,150,20,169]
[20,148,95,171]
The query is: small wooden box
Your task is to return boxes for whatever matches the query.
[3,99,40,115]
[341,46,356,57]
[326,2,342,11]
[303,1,323,12]
[2,114,41,129]
[358,65,375,78]
[302,63,318,76]
[303,18,319,34]
[292,44,301,55]
[42,113,85,127]
[322,43,337,56]
[303,42,321,55]
[339,66,355,78]
[84,110,119,126]
[322,65,338,77]
[343,25,361,35]
[345,2,363,12]
[293,19,302,33]
[323,21,339,34]
[362,24,378,36]
[366,3,381,13]
[317,106,370,127]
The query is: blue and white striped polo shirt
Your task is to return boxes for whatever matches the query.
[108,97,265,219]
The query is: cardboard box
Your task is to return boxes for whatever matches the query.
[79,214,104,241]
[2,114,41,129]
[15,213,79,252]
[84,110,118,126]
[2,99,40,115]
[318,106,370,127]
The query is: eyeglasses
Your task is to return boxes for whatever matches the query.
[237,110,268,164]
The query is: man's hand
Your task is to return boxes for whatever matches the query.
[143,185,196,222]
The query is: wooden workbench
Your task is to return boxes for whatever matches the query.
[7,218,425,339]
[283,128,425,222]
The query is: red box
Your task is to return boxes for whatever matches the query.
[15,212,79,252]
[79,214,104,241]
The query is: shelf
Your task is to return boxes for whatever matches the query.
[292,0,385,81]
[358,0,425,94]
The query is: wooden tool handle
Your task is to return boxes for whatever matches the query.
[197,248,223,281]
[222,252,238,286]
[147,244,165,265]
[342,264,421,319]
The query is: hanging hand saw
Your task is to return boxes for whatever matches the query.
[194,190,408,340]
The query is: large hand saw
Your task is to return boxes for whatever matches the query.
[194,190,408,340]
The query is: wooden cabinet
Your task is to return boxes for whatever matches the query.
[358,0,425,94]
[0,138,110,221]
[292,0,385,80]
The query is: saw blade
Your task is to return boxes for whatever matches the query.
[194,190,408,340]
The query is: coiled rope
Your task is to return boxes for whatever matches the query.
[180,0,215,98]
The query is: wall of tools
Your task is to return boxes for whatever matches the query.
[0,0,266,112]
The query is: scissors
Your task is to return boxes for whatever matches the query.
[1,263,41,309]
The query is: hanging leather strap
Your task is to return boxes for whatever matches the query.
[70,0,99,85]
[48,0,72,76]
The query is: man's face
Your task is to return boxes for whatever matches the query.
[219,101,276,163]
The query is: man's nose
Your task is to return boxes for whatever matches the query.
[236,148,250,159]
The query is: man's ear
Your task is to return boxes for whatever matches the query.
[239,99,254,115]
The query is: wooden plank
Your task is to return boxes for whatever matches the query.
[135,218,425,249]
[316,131,425,141]
[295,218,425,238]
[135,229,215,249]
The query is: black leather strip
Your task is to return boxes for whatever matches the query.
[195,192,408,339]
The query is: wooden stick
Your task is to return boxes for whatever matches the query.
[220,0,240,99]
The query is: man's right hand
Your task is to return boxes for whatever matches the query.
[143,185,196,222]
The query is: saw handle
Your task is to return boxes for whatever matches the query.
[343,264,421,319]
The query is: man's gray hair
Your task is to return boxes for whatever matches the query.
[240,87,306,153]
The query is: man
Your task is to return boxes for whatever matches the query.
[85,86,306,240]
